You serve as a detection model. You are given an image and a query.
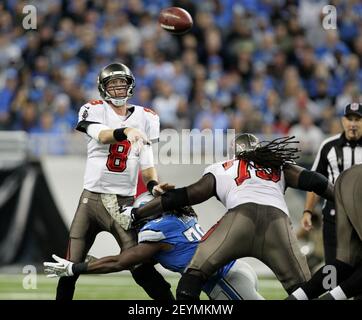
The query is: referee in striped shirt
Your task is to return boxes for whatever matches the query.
[301,102,362,265]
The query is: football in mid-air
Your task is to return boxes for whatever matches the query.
[158,7,193,35]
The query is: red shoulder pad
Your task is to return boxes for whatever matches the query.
[88,100,103,106]
[144,107,157,116]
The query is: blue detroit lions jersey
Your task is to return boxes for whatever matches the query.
[138,214,236,296]
[138,214,201,273]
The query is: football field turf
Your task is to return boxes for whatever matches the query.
[0,273,286,300]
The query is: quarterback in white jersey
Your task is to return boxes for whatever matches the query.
[55,63,174,301]
[77,99,160,196]
[122,134,335,299]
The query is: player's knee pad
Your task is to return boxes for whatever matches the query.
[233,260,258,290]
[176,272,206,300]
[215,260,264,300]
[131,264,174,300]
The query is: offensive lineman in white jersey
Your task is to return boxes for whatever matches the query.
[118,134,335,299]
[55,62,174,300]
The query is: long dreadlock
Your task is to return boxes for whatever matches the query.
[173,206,197,218]
[133,205,197,229]
[133,192,198,230]
[238,136,300,169]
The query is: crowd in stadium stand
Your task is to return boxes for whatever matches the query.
[1,0,362,155]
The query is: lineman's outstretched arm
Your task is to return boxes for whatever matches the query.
[44,243,163,277]
[134,173,216,221]
[283,164,334,202]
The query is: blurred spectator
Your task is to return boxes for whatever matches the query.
[288,111,325,167]
[114,10,142,55]
[130,85,153,107]
[194,99,229,132]
[298,0,327,47]
[0,34,21,68]
[0,69,17,129]
[172,60,191,97]
[30,111,60,134]
[12,101,38,133]
[152,80,187,129]
[315,30,350,69]
[335,81,360,116]
[52,93,77,133]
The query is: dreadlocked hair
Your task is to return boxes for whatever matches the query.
[173,206,198,219]
[133,206,197,230]
[238,136,300,169]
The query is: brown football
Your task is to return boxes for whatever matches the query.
[158,7,193,34]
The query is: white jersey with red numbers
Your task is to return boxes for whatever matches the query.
[204,159,289,215]
[76,100,160,196]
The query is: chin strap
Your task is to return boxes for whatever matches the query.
[109,97,128,107]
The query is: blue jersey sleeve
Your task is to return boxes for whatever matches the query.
[137,214,203,273]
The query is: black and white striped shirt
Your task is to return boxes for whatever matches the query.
[312,133,362,184]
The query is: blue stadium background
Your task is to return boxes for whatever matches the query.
[1,0,361,160]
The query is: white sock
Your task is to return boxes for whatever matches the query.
[292,288,309,300]
[329,286,347,300]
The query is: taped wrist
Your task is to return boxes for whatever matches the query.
[113,128,128,141]
[72,262,88,275]
[147,180,158,194]
[161,187,189,211]
[298,170,328,196]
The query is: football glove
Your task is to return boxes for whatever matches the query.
[43,254,74,278]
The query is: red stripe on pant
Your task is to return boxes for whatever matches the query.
[65,239,71,260]
[201,217,223,242]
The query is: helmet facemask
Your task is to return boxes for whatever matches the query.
[103,76,133,107]
[97,63,135,107]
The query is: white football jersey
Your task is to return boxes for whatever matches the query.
[76,100,160,196]
[204,159,289,215]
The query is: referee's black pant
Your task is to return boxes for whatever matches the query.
[322,202,336,266]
